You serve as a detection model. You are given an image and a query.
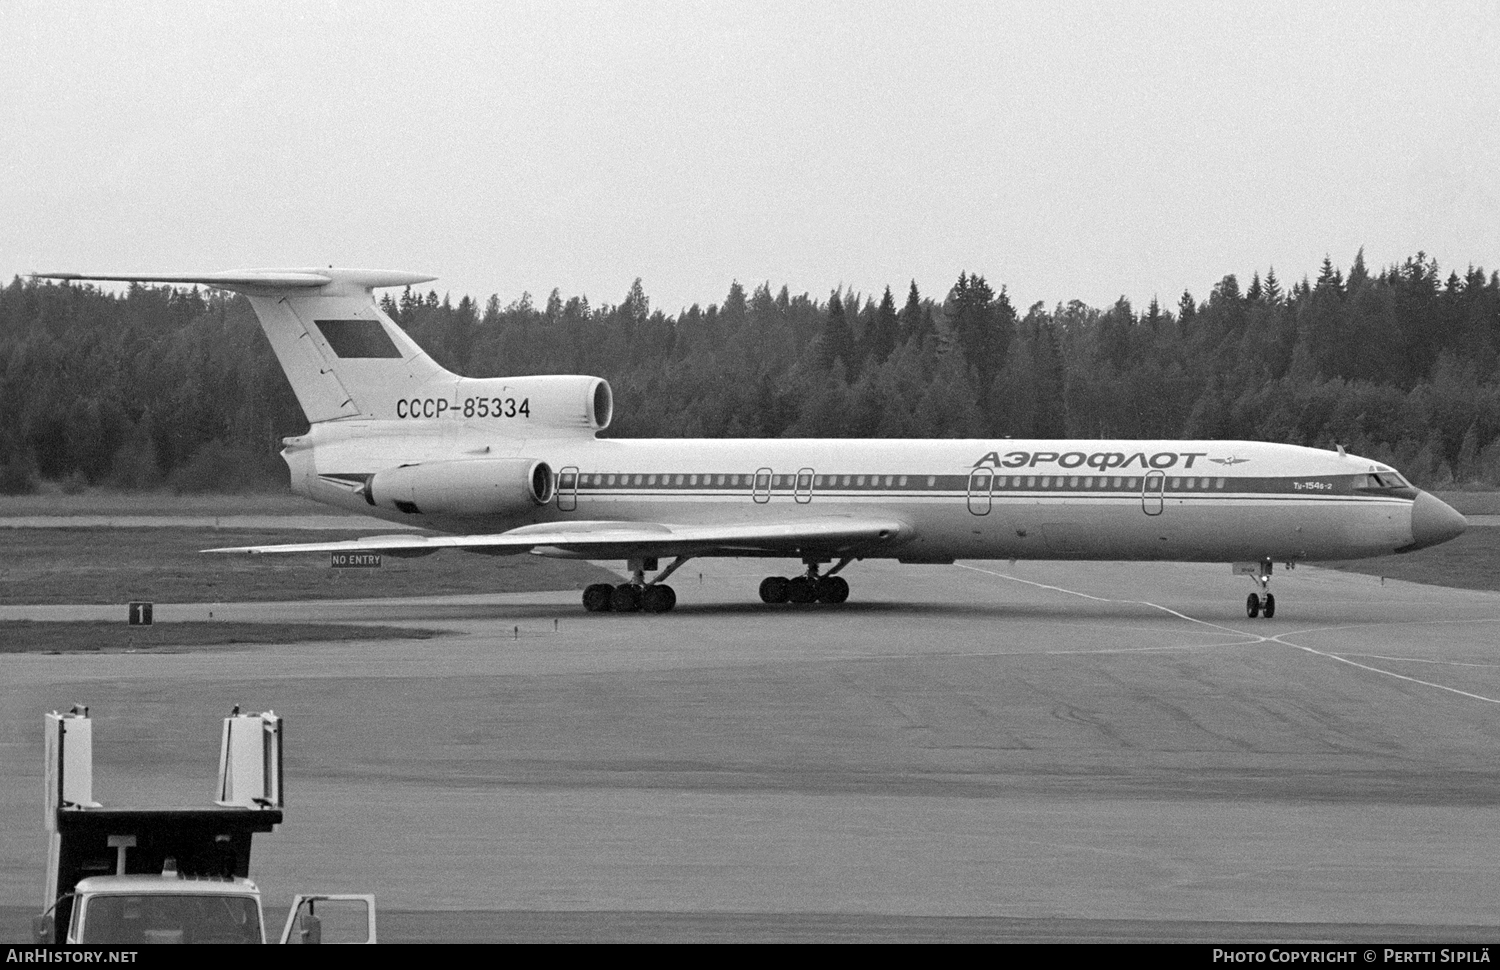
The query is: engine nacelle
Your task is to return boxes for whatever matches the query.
[449,375,612,432]
[368,459,554,516]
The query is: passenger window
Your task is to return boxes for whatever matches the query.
[1216,478,1225,489]
[1126,477,1138,488]
[898,475,908,487]
[1170,478,1180,489]
[1027,477,1036,488]
[1112,476,1122,487]
[1068,476,1078,487]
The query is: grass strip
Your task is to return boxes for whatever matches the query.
[1,620,444,653]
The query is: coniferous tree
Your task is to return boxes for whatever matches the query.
[814,292,856,370]
[898,281,927,345]
[867,286,899,364]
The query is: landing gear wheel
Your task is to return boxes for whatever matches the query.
[1246,593,1261,618]
[582,583,614,612]
[1262,593,1275,619]
[787,576,816,604]
[815,576,850,604]
[759,576,790,604]
[641,584,677,613]
[611,583,642,612]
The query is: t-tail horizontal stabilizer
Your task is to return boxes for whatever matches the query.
[32,268,448,423]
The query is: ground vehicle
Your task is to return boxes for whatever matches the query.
[34,707,376,944]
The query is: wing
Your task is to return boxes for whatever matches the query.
[204,516,910,560]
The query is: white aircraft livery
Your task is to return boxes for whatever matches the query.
[39,268,1468,617]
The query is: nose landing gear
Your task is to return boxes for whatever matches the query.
[1243,559,1276,619]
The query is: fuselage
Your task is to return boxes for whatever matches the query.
[283,424,1464,564]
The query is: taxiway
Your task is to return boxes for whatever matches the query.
[4,558,1500,942]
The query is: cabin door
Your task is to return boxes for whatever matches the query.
[966,468,993,515]
[1141,470,1165,516]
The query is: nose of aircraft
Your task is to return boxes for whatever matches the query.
[1405,490,1467,551]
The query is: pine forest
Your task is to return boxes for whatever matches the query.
[2,251,1498,495]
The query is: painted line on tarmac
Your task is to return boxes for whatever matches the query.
[954,564,1249,637]
[955,563,1500,706]
[1274,640,1500,705]
[1343,653,1500,669]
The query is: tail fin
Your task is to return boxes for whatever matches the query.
[36,268,448,423]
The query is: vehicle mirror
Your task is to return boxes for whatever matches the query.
[31,914,53,944]
[299,913,322,945]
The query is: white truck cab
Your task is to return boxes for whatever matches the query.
[34,707,376,945]
[65,874,265,945]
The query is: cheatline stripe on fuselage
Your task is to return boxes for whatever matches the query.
[546,472,1411,498]
[331,470,1416,503]
[561,494,1408,505]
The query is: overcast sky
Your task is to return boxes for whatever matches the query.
[4,1,1497,314]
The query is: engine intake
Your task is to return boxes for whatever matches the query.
[449,375,612,432]
[368,459,554,516]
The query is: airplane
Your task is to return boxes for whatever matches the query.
[37,268,1468,617]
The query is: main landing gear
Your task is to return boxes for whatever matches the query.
[759,558,852,606]
[583,556,687,614]
[1244,559,1276,619]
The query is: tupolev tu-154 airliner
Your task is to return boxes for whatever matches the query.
[38,268,1467,617]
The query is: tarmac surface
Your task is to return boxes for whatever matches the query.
[4,557,1500,943]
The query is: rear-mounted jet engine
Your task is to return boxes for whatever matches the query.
[367,458,554,516]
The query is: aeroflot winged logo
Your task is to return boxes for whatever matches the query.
[1208,456,1251,466]
[972,449,1210,471]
